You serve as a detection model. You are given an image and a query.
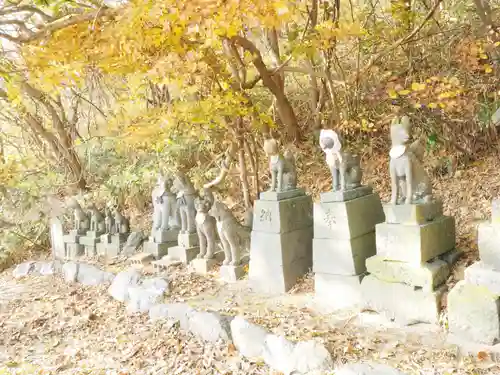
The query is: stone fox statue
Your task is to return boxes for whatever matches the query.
[104,207,115,234]
[67,198,89,232]
[319,129,362,191]
[389,115,433,205]
[88,204,105,233]
[194,188,218,260]
[209,200,252,266]
[112,206,130,233]
[172,171,197,234]
[263,138,297,192]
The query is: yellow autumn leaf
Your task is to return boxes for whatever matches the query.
[495,41,500,47]
[387,89,398,99]
[480,53,488,59]
[398,89,411,95]
[484,64,493,73]
[428,103,438,109]
[413,103,422,109]
[411,82,426,91]
[449,77,460,86]
[439,103,446,108]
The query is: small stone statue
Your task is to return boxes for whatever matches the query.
[194,188,217,259]
[112,206,130,233]
[389,115,432,205]
[151,174,179,236]
[88,204,105,233]
[151,175,166,237]
[209,200,251,266]
[263,138,297,192]
[319,129,362,191]
[67,198,89,232]
[104,207,115,234]
[171,171,197,234]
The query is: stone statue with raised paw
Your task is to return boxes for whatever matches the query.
[194,188,217,260]
[171,171,197,234]
[389,115,432,205]
[263,138,297,192]
[319,129,362,191]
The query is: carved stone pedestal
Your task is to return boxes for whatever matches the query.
[248,190,313,294]
[362,200,457,324]
[168,232,199,264]
[191,258,218,274]
[220,264,247,282]
[313,188,384,309]
[97,233,130,258]
[128,252,154,266]
[63,230,84,260]
[80,234,101,257]
[144,229,179,259]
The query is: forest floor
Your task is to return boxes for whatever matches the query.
[1,149,500,374]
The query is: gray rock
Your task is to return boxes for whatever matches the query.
[123,231,145,256]
[230,316,268,359]
[478,222,500,270]
[34,261,56,276]
[292,340,334,374]
[62,262,79,282]
[492,107,500,126]
[465,261,500,294]
[262,334,295,374]
[76,263,114,286]
[126,277,169,314]
[108,268,142,302]
[12,261,35,278]
[149,303,195,330]
[335,362,408,375]
[188,311,232,343]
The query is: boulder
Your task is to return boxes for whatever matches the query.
[126,277,169,313]
[187,311,232,343]
[62,262,79,282]
[12,261,35,279]
[108,268,142,302]
[149,303,195,330]
[262,334,296,375]
[35,261,57,276]
[122,231,145,256]
[76,263,114,286]
[292,340,334,374]
[230,316,268,359]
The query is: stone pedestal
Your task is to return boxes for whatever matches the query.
[448,198,500,344]
[144,228,179,259]
[248,190,313,294]
[220,264,247,282]
[191,258,218,274]
[167,232,199,264]
[80,233,101,257]
[63,230,84,260]
[361,200,457,324]
[97,233,130,258]
[313,188,384,309]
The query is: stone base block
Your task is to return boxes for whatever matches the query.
[79,236,100,246]
[100,233,112,244]
[315,273,363,309]
[168,245,199,264]
[478,223,500,270]
[112,233,129,244]
[97,243,121,258]
[69,229,86,236]
[191,258,218,274]
[178,232,198,248]
[65,243,84,259]
[376,216,455,264]
[365,255,450,291]
[259,188,305,201]
[86,230,104,238]
[314,193,384,240]
[252,195,313,234]
[129,252,154,265]
[84,244,97,257]
[152,256,182,272]
[143,241,171,259]
[219,264,247,282]
[448,280,500,345]
[383,200,443,225]
[465,261,500,294]
[361,275,444,324]
[154,228,179,243]
[313,232,376,275]
[320,185,373,203]
[63,233,80,244]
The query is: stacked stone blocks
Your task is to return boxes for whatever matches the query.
[361,200,457,324]
[313,186,384,308]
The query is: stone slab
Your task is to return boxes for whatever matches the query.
[252,195,313,234]
[97,242,121,258]
[249,227,312,294]
[478,223,500,269]
[259,188,305,201]
[168,245,199,264]
[315,273,364,309]
[314,193,384,240]
[361,274,445,324]
[143,241,171,258]
[448,280,500,345]
[220,264,247,282]
[129,252,154,265]
[86,230,104,238]
[465,261,500,294]
[191,258,218,274]
[79,236,100,246]
[383,200,443,225]
[365,255,450,291]
[154,228,179,243]
[376,216,456,264]
[313,232,376,276]
[63,233,80,244]
[65,243,84,259]
[320,185,373,203]
[178,232,199,248]
[152,256,182,272]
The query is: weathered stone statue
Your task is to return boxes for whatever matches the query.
[67,198,89,233]
[171,171,197,234]
[263,138,297,192]
[104,207,115,234]
[159,175,180,230]
[112,206,130,234]
[389,115,432,205]
[194,188,217,260]
[88,204,105,233]
[151,175,166,238]
[319,129,362,191]
[209,200,251,266]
